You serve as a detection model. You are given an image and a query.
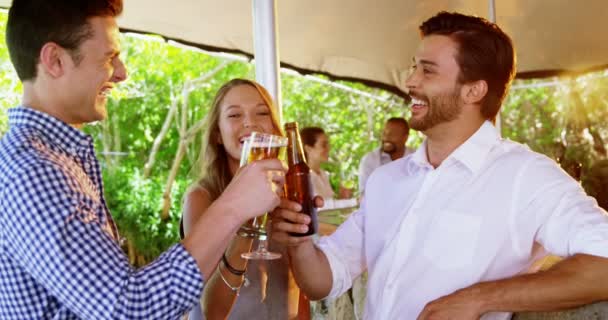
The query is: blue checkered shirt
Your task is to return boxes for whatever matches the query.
[0,107,203,319]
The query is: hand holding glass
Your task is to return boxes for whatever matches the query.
[238,132,287,260]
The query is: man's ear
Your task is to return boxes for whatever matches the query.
[461,80,488,105]
[39,42,68,78]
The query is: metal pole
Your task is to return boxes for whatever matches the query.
[252,0,283,122]
[488,0,502,134]
[488,0,496,24]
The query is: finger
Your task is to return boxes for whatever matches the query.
[268,207,282,219]
[253,158,287,172]
[267,170,286,192]
[278,197,302,212]
[271,192,282,208]
[273,220,309,234]
[285,234,314,246]
[268,206,295,220]
[268,177,282,196]
[417,306,431,320]
[416,311,425,320]
[313,195,324,208]
[270,182,278,195]
[267,169,285,182]
[271,230,314,246]
[274,208,311,225]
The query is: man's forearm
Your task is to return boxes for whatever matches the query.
[288,241,333,300]
[182,199,242,279]
[476,254,608,314]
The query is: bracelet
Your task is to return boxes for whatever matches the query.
[222,254,246,276]
[219,266,242,296]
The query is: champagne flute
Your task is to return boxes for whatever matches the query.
[238,132,287,260]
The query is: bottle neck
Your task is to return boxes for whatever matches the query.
[287,127,307,166]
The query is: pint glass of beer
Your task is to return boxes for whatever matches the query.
[238,132,287,260]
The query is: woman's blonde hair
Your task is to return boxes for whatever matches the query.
[192,78,283,201]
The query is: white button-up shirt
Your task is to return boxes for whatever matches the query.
[317,121,608,319]
[358,146,415,192]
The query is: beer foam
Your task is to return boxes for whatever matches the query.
[246,139,287,148]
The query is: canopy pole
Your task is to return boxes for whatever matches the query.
[252,0,283,122]
[488,0,496,24]
[488,0,502,135]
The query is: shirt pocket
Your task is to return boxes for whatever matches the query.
[422,211,482,269]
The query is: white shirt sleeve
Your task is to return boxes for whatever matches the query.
[358,152,375,192]
[316,204,367,299]
[516,154,608,258]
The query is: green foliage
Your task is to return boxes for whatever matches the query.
[281,73,414,190]
[0,11,21,132]
[582,160,608,210]
[103,165,186,263]
[502,74,608,179]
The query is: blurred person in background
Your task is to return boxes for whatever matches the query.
[358,117,414,194]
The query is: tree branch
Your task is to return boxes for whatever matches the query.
[158,61,232,219]
[144,61,231,178]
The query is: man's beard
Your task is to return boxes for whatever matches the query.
[409,87,462,132]
[382,141,396,154]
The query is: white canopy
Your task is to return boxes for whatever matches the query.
[2,0,607,96]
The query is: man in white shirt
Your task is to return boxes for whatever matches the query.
[358,117,414,193]
[272,11,608,320]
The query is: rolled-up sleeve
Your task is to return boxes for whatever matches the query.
[316,205,367,299]
[517,155,608,259]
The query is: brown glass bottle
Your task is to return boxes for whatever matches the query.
[284,122,318,237]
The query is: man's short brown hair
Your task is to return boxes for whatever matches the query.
[420,11,516,121]
[6,0,123,81]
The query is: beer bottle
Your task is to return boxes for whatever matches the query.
[284,122,318,237]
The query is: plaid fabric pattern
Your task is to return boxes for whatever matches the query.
[0,107,203,319]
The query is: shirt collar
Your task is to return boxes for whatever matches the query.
[408,121,500,174]
[410,140,430,170]
[378,147,391,160]
[449,121,500,173]
[8,106,93,155]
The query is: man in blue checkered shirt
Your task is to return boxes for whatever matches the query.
[0,1,286,319]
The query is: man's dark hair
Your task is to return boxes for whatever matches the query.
[419,11,516,121]
[6,0,123,81]
[386,117,409,133]
[583,160,608,211]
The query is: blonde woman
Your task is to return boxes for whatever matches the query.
[181,79,300,319]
